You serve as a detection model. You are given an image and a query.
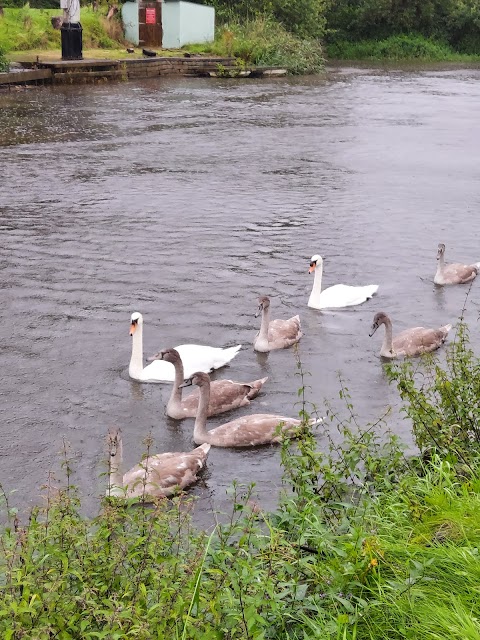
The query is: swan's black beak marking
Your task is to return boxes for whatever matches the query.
[130,318,138,336]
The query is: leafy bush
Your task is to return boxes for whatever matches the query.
[446,0,480,52]
[325,0,480,55]
[327,34,461,60]
[197,0,327,40]
[188,18,324,74]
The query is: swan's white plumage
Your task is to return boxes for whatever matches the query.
[128,312,241,383]
[307,254,378,310]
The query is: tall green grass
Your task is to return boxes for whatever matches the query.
[0,7,124,52]
[186,18,325,75]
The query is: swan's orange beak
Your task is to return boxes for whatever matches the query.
[129,322,137,336]
[308,263,316,274]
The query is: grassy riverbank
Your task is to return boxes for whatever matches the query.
[326,34,480,63]
[0,7,125,52]
[1,8,324,75]
[1,328,480,638]
[4,4,480,71]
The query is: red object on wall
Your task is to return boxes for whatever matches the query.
[145,7,156,24]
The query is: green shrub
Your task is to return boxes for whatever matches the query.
[197,0,327,40]
[327,34,460,60]
[188,18,324,74]
[325,0,480,56]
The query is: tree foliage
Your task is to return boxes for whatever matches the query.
[196,0,328,39]
[325,0,480,53]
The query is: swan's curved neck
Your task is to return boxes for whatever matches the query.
[309,262,324,304]
[129,325,144,378]
[193,382,211,444]
[380,318,395,357]
[435,253,445,279]
[108,441,124,496]
[257,305,271,346]
[168,358,185,409]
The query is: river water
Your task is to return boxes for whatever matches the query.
[1,66,480,523]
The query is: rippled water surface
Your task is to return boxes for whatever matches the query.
[1,67,480,521]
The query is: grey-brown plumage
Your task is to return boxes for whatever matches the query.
[181,372,314,447]
[106,428,210,499]
[369,311,452,359]
[434,243,480,285]
[254,296,302,353]
[149,348,268,419]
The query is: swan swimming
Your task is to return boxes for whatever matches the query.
[369,311,452,359]
[150,348,268,419]
[106,427,210,499]
[181,372,322,447]
[253,296,302,352]
[308,254,378,309]
[129,312,241,383]
[434,243,480,285]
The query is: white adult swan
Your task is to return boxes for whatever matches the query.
[106,427,210,499]
[150,348,268,419]
[129,312,242,383]
[434,243,480,285]
[369,311,452,359]
[253,296,302,352]
[181,372,321,447]
[308,254,379,309]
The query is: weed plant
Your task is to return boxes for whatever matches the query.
[387,319,480,461]
[1,332,480,638]
[186,18,325,75]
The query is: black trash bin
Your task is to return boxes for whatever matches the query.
[61,22,83,60]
